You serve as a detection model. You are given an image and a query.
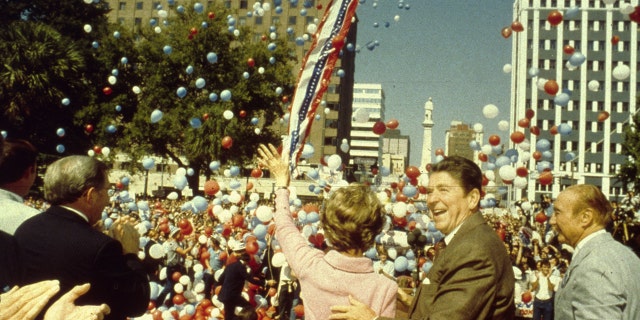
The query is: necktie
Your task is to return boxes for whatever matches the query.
[434,239,446,260]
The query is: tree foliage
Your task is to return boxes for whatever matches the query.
[619,110,640,193]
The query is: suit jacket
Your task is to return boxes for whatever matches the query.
[399,212,515,320]
[0,230,23,289]
[218,260,251,304]
[14,206,149,320]
[554,232,640,320]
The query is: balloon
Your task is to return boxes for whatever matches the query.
[613,64,630,80]
[372,121,386,135]
[611,35,620,45]
[394,256,409,272]
[488,134,501,146]
[173,175,188,190]
[568,52,586,66]
[256,206,273,222]
[251,167,263,178]
[221,136,233,149]
[386,119,399,129]
[223,110,234,120]
[204,180,220,195]
[503,64,512,73]
[56,144,65,153]
[176,87,187,98]
[353,108,369,123]
[598,111,610,122]
[587,80,600,91]
[518,118,530,128]
[510,131,525,144]
[563,45,575,55]
[195,78,206,88]
[558,123,572,135]
[511,20,524,32]
[547,10,563,26]
[392,202,407,218]
[554,93,570,107]
[483,104,499,119]
[501,26,512,39]
[538,171,553,185]
[498,120,510,132]
[327,154,342,170]
[220,89,232,101]
[207,52,218,63]
[499,166,516,181]
[544,80,559,95]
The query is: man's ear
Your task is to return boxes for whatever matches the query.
[579,208,596,228]
[467,188,481,210]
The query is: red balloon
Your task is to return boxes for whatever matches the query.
[598,111,610,122]
[547,10,563,26]
[172,293,186,305]
[93,145,102,154]
[405,166,421,179]
[482,175,489,186]
[247,58,255,68]
[208,12,215,19]
[204,226,213,236]
[535,211,547,223]
[549,125,558,135]
[511,21,524,32]
[386,119,399,129]
[611,35,620,45]
[115,182,124,190]
[102,87,112,95]
[246,241,259,254]
[563,45,575,55]
[544,80,559,96]
[221,136,233,149]
[510,131,525,144]
[396,192,408,203]
[85,124,94,133]
[372,121,386,135]
[316,4,323,10]
[478,152,488,162]
[496,228,506,241]
[246,181,254,191]
[518,118,531,128]
[501,27,512,39]
[232,214,244,228]
[190,27,198,35]
[529,126,540,136]
[525,108,535,119]
[179,218,190,229]
[538,171,553,185]
[522,291,533,304]
[282,96,289,104]
[629,6,640,24]
[488,134,501,146]
[261,34,267,41]
[148,301,156,311]
[251,167,263,178]
[239,110,247,118]
[418,185,428,195]
[516,167,529,177]
[434,148,445,156]
[390,182,398,189]
[203,113,209,120]
[532,151,542,161]
[172,271,182,282]
[204,180,220,196]
[293,304,304,317]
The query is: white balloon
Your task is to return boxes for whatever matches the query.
[233,29,240,37]
[158,10,168,18]
[256,205,273,222]
[485,170,496,181]
[154,26,162,33]
[482,104,499,119]
[179,275,190,286]
[254,128,261,135]
[612,64,630,80]
[101,147,111,157]
[176,167,187,176]
[621,3,635,14]
[481,144,493,155]
[271,252,287,267]
[174,283,184,294]
[223,110,234,120]
[394,15,400,22]
[536,78,548,91]
[327,154,342,170]
[108,75,117,85]
[193,263,204,273]
[198,235,208,244]
[258,67,265,74]
[587,80,600,92]
[498,120,510,131]
[387,247,397,259]
[499,165,517,181]
[83,24,92,33]
[307,23,318,34]
[473,123,483,133]
[513,176,528,189]
[262,2,271,10]
[132,86,141,94]
[502,64,512,73]
[392,202,407,218]
[167,192,179,200]
[87,149,95,157]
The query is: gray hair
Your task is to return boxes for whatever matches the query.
[44,155,110,205]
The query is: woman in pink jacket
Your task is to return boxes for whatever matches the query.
[257,144,397,320]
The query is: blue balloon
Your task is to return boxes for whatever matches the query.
[402,185,418,198]
[394,256,408,272]
[269,56,276,64]
[542,150,553,161]
[206,52,218,63]
[229,166,240,176]
[173,175,188,190]
[286,27,294,34]
[149,18,157,26]
[201,21,208,28]
[564,6,580,19]
[295,37,305,46]
[209,160,221,171]
[220,90,232,101]
[229,179,241,189]
[91,41,99,48]
[111,69,119,76]
[61,98,70,106]
[373,22,379,28]
[120,57,128,65]
[104,217,113,229]
[495,156,511,168]
[56,128,65,137]
[177,87,187,98]
[422,261,433,273]
[250,117,259,125]
[299,9,307,16]
[242,71,250,79]
[253,224,267,239]
[308,184,316,192]
[554,93,570,107]
[194,2,204,13]
[307,211,319,223]
[192,196,208,212]
[267,42,277,51]
[568,52,586,66]
[558,123,572,135]
[186,168,195,176]
[307,169,320,180]
[275,6,283,14]
[176,5,185,13]
[185,65,194,74]
[565,152,576,162]
[337,69,345,78]
[209,92,218,102]
[189,118,202,128]
[163,45,172,54]
[142,158,155,170]
[56,144,65,153]
[106,124,117,133]
[121,177,130,185]
[150,109,163,123]
[536,139,551,152]
[195,78,206,89]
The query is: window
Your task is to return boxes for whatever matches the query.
[288,16,297,25]
[119,2,126,10]
[152,1,160,9]
[136,1,143,9]
[272,17,280,25]
[134,17,141,25]
[255,16,263,25]
[240,1,248,9]
[224,1,231,8]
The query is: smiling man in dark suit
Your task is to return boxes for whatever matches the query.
[14,155,149,320]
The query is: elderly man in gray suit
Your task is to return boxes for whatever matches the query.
[550,184,640,320]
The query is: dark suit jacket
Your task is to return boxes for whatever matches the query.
[0,230,23,289]
[402,212,515,320]
[14,206,149,320]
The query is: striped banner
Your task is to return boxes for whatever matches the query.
[282,0,359,174]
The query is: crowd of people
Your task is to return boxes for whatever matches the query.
[2,138,640,320]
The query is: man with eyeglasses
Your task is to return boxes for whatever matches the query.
[330,156,515,320]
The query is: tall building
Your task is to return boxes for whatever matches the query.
[445,121,478,162]
[350,83,384,177]
[420,97,434,172]
[103,0,356,167]
[381,129,410,177]
[510,0,639,201]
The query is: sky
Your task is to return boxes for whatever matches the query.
[352,0,514,166]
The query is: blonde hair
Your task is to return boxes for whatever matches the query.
[320,184,384,252]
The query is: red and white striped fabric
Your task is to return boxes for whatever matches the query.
[282,0,359,173]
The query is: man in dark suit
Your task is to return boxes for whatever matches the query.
[14,155,149,320]
[218,240,263,320]
[330,156,515,320]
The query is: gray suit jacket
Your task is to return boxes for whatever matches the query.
[555,232,640,320]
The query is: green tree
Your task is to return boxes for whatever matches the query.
[619,110,640,193]
[90,3,296,194]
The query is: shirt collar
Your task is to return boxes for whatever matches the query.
[573,229,606,257]
[0,188,24,203]
[324,250,374,273]
[443,219,466,245]
[60,205,89,223]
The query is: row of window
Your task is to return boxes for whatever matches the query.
[529,0,618,9]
